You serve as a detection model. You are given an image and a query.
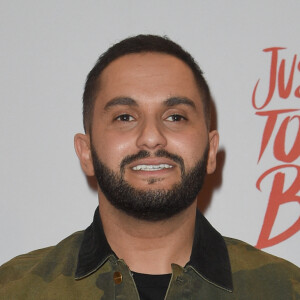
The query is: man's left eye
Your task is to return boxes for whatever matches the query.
[166,114,187,122]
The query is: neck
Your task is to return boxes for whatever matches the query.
[98,193,197,274]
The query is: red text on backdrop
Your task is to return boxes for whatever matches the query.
[252,47,300,249]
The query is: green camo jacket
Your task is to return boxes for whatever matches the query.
[0,208,299,299]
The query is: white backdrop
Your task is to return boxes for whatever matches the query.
[0,0,299,267]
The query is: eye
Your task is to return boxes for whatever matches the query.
[166,114,187,122]
[115,114,135,122]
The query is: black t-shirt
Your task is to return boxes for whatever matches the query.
[132,271,172,300]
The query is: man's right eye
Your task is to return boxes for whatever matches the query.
[115,114,135,122]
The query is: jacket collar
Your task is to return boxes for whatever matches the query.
[75,208,114,279]
[187,210,233,291]
[75,207,233,291]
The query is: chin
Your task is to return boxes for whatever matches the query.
[134,177,182,188]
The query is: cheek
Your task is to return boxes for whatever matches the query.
[169,130,207,167]
[93,130,136,168]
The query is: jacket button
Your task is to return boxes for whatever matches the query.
[113,271,123,284]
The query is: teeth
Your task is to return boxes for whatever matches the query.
[132,164,173,171]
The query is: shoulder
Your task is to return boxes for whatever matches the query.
[0,231,84,286]
[224,236,299,271]
[224,237,300,297]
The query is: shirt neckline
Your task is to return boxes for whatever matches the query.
[75,207,233,291]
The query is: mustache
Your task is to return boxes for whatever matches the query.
[120,149,185,175]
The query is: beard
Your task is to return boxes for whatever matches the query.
[91,144,209,221]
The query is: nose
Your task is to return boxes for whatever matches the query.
[136,118,167,150]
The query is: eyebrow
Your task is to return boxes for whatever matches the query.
[104,97,138,111]
[104,96,196,111]
[164,97,196,109]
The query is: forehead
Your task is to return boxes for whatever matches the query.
[96,52,203,108]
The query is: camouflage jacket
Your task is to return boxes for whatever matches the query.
[0,208,299,299]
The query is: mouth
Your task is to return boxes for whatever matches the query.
[125,158,181,185]
[132,164,173,171]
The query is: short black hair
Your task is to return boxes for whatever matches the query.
[83,34,211,133]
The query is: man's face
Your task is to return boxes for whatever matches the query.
[76,52,218,220]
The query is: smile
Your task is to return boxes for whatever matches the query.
[132,164,173,171]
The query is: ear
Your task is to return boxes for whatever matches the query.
[206,130,219,174]
[74,133,95,176]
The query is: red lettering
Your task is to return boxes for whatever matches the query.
[295,61,300,98]
[256,165,300,249]
[274,116,300,162]
[253,47,300,249]
[255,109,299,162]
[252,47,285,110]
[278,54,297,98]
[295,86,300,98]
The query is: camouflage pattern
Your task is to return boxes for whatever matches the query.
[0,231,299,299]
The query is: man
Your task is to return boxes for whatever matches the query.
[0,35,299,299]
